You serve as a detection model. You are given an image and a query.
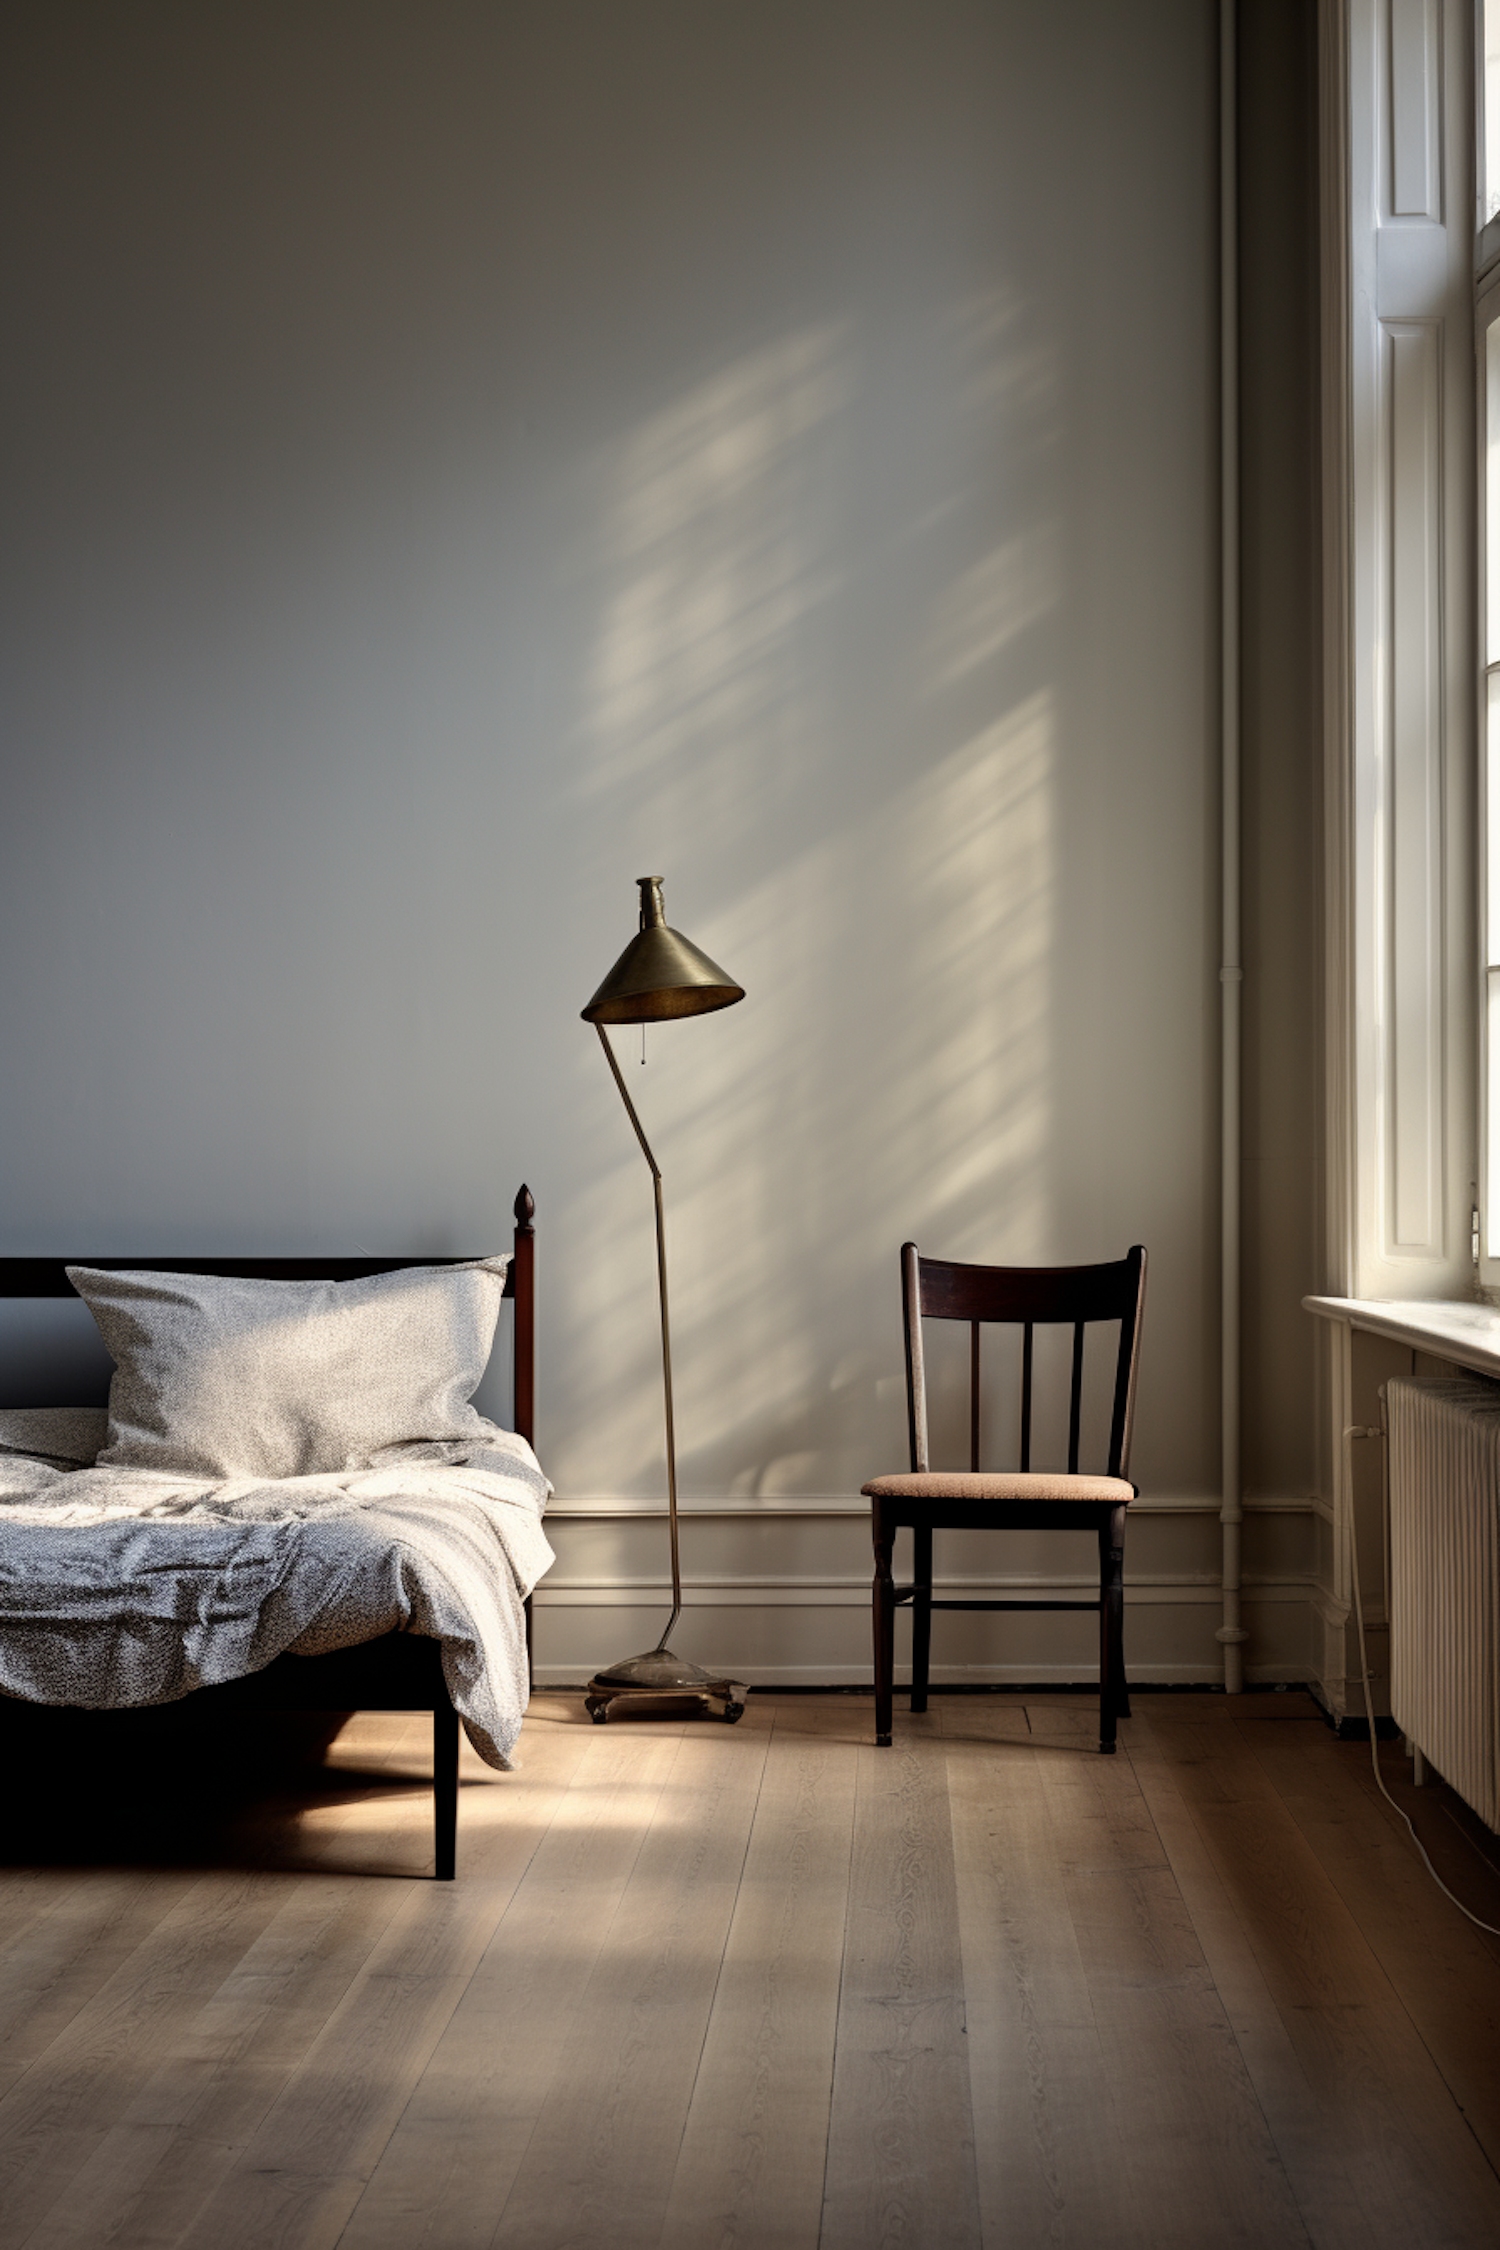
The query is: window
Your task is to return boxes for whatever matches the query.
[1481,4,1500,1274]
[1482,283,1500,1263]
[1484,0,1500,237]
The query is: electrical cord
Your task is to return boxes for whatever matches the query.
[1343,1419,1500,1938]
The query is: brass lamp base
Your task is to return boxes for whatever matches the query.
[584,1646,747,1725]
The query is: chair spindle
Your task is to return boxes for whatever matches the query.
[1068,1319,1085,1472]
[970,1322,981,1471]
[1020,1322,1033,1471]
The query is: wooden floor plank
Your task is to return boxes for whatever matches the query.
[1095,2021,1311,2250]
[152,1718,594,2250]
[933,1696,1033,1744]
[766,1694,876,1747]
[0,1693,1497,2250]
[821,1732,981,2250]
[1064,1860,1227,2034]
[1348,1743,1500,1945]
[0,1872,198,2103]
[1028,1724,1307,2248]
[1128,1712,1393,2008]
[39,1711,561,2250]
[1235,1716,1500,2171]
[0,1867,300,2237]
[485,1723,771,2250]
[1130,1706,1500,2247]
[1287,1998,1500,2246]
[1032,1723,1170,1878]
[2,1707,571,2250]
[1123,1719,1375,2250]
[335,1728,684,2250]
[947,1732,1137,2249]
[1022,1701,1102,1742]
[20,1875,413,2250]
[0,1711,463,2248]
[0,1874,92,1989]
[657,1715,857,2250]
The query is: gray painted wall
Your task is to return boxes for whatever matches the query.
[1239,0,1321,1509]
[0,1,1320,1680]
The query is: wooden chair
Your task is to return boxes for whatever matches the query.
[862,1241,1146,1753]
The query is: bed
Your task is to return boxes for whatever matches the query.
[0,1185,547,1879]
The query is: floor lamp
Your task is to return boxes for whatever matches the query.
[581,875,748,1724]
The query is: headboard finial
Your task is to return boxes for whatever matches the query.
[514,1184,535,1232]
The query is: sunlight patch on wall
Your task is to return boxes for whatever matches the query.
[561,695,1056,1501]
[557,327,853,1494]
[553,299,1060,1502]
[580,323,848,825]
[926,529,1059,690]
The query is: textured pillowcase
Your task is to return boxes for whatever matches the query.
[66,1258,511,1480]
[0,1405,109,1466]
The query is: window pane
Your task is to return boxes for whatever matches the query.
[1489,672,1500,963]
[1489,970,1500,1257]
[1488,314,1500,663]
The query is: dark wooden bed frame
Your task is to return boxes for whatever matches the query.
[0,1183,536,1881]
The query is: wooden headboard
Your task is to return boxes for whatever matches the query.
[0,1182,536,1446]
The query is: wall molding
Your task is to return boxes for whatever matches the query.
[533,1571,1316,1607]
[533,1664,1317,1689]
[544,1492,1320,1521]
[533,1548,1317,1689]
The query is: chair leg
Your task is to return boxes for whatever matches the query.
[872,1506,896,1745]
[1109,1504,1131,1719]
[910,1523,933,1713]
[1098,1507,1128,1752]
[434,1702,460,1879]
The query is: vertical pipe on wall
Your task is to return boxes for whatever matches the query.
[1218,0,1248,1694]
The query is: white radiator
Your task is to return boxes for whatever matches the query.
[1385,1377,1500,1830]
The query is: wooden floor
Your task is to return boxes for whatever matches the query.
[0,1689,1498,2249]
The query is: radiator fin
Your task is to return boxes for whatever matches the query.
[1385,1377,1500,1830]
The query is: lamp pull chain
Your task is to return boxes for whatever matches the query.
[641,1025,646,1066]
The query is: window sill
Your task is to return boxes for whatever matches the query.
[1303,1294,1500,1380]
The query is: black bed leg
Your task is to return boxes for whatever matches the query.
[434,1703,459,1880]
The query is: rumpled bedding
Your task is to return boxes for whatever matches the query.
[0,1422,554,1769]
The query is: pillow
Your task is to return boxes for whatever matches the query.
[0,1404,109,1466]
[66,1258,510,1481]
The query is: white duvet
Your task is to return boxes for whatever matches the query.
[0,1424,554,1768]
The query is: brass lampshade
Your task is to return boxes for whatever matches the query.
[581,877,744,1024]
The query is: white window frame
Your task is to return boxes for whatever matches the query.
[1480,3,1500,1285]
[1480,0,1500,270]
[1324,0,1474,1305]
[1479,271,1500,1279]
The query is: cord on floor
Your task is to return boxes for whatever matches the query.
[1344,1419,1500,1939]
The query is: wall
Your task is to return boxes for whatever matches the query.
[0,1,1320,1684]
[1239,2,1325,1681]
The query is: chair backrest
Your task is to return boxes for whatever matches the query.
[900,1243,1147,1480]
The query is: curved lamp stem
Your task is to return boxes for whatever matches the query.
[596,1021,681,1647]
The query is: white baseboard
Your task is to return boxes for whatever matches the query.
[544,1492,1320,1519]
[532,1663,1318,1689]
[533,1573,1315,1606]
